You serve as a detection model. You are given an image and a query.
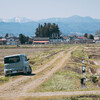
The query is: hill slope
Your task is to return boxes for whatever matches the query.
[0,16,100,36]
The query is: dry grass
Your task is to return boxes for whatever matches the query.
[0,48,53,64]
[0,45,70,85]
[33,45,100,92]
[12,94,100,100]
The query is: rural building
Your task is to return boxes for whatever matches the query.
[94,30,100,43]
[87,39,95,43]
[75,37,88,43]
[0,38,7,45]
[63,36,70,43]
[95,30,100,36]
[6,34,19,45]
[94,35,100,43]
[33,37,50,44]
[50,38,63,43]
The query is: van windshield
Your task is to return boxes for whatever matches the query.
[4,56,20,64]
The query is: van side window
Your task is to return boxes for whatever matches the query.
[25,56,27,61]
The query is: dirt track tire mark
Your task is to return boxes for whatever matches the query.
[20,90,100,97]
[22,47,77,92]
[0,47,77,98]
[0,48,69,95]
[0,46,100,100]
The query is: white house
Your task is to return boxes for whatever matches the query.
[6,34,18,45]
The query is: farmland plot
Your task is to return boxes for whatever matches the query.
[0,45,65,85]
[0,45,100,100]
[34,45,100,93]
[0,47,54,63]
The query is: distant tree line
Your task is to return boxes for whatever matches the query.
[84,33,94,39]
[19,34,30,44]
[35,23,61,38]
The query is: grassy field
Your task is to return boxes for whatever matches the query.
[33,45,100,92]
[0,44,71,84]
[0,44,100,100]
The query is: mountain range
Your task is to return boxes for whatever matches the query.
[0,15,100,36]
[0,17,33,23]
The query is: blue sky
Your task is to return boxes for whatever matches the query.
[0,0,100,20]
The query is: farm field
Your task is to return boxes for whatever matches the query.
[0,44,68,83]
[0,44,100,100]
[34,45,100,92]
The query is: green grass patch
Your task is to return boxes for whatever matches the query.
[34,69,81,92]
[32,45,100,92]
[0,64,4,67]
[0,76,10,84]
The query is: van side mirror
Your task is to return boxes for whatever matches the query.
[27,58,30,61]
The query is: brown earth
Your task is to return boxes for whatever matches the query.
[0,48,53,64]
[93,60,100,74]
[0,46,100,100]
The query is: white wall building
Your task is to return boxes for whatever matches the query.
[6,34,18,45]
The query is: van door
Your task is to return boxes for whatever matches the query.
[24,56,29,67]
[23,55,29,73]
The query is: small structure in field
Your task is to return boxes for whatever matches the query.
[0,38,7,45]
[75,37,88,43]
[33,37,50,44]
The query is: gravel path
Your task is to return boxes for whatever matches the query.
[0,90,100,98]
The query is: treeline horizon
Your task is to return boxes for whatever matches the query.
[35,23,62,38]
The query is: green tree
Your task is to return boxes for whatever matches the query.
[35,23,60,38]
[5,33,8,38]
[88,34,94,39]
[19,34,25,44]
[19,34,29,44]
[84,33,88,38]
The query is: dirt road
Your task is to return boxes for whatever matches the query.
[0,46,100,99]
[0,50,65,94]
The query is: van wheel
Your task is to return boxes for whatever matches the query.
[25,67,28,75]
[5,73,8,77]
[28,66,32,74]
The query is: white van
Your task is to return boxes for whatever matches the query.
[4,54,32,76]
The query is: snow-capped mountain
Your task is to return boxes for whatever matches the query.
[0,15,100,36]
[0,17,33,23]
[8,17,33,23]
